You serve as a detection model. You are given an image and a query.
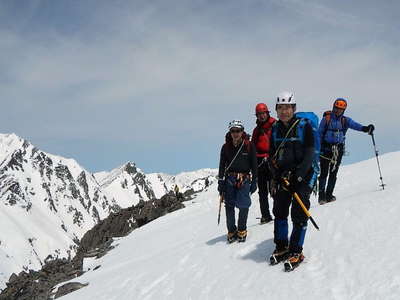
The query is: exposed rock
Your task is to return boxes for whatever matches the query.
[54,282,89,299]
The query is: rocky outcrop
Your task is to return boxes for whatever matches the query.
[0,194,184,300]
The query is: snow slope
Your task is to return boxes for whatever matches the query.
[61,152,399,300]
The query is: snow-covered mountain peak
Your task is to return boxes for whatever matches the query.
[147,168,218,198]
[96,161,140,186]
[0,134,118,287]
[0,133,30,165]
[0,133,25,147]
[94,161,156,208]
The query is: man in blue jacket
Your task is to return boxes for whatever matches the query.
[318,98,375,204]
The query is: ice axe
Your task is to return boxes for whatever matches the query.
[282,178,320,231]
[217,194,224,225]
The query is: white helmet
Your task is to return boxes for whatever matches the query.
[228,120,244,130]
[276,91,296,105]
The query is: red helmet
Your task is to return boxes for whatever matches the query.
[333,98,347,110]
[255,103,269,114]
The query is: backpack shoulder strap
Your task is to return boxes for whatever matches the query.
[271,122,278,146]
[244,139,251,153]
[341,116,347,129]
[224,141,245,175]
[323,110,332,121]
[297,118,308,143]
[322,111,332,141]
[272,119,300,159]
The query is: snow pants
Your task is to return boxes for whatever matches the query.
[272,181,311,253]
[257,159,271,219]
[225,205,249,233]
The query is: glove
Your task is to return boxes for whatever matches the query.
[217,179,225,195]
[250,179,257,194]
[367,124,375,135]
[362,124,375,135]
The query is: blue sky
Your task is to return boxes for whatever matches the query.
[1,0,399,174]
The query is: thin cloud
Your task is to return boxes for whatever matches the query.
[0,0,398,173]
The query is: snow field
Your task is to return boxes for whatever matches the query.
[62,153,400,300]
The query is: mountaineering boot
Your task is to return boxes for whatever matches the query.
[260,215,273,225]
[326,194,336,202]
[269,246,289,265]
[227,231,238,244]
[284,252,305,272]
[318,191,327,205]
[237,230,247,242]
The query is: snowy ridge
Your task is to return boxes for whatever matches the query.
[147,168,217,198]
[95,162,156,208]
[0,133,119,288]
[62,152,399,300]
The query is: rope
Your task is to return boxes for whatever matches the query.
[320,144,339,172]
[272,119,300,161]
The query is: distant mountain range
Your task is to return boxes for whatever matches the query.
[0,133,217,288]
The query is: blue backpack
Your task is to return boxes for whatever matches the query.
[295,112,320,190]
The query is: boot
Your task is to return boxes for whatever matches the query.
[284,252,305,271]
[318,191,327,205]
[260,215,273,225]
[269,246,289,265]
[326,194,336,202]
[227,231,238,244]
[237,230,247,242]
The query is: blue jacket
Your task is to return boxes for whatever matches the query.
[319,113,363,145]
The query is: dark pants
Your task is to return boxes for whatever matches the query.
[225,205,249,233]
[272,181,311,253]
[224,176,251,209]
[319,144,344,196]
[224,175,251,233]
[257,159,271,218]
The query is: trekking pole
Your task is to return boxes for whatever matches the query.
[282,178,320,231]
[217,195,224,225]
[370,133,386,190]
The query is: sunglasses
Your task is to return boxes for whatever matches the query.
[230,129,243,133]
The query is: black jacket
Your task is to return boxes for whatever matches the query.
[270,117,314,181]
[218,132,257,180]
